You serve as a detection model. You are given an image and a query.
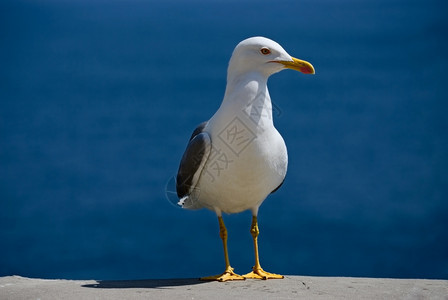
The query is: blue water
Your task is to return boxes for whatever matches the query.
[1,0,447,280]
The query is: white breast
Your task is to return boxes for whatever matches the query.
[194,78,288,214]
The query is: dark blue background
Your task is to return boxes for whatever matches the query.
[1,0,447,280]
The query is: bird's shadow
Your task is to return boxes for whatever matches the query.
[82,278,206,289]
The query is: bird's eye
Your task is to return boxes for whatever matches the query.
[260,47,271,55]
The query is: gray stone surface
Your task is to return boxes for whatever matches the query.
[1,275,447,299]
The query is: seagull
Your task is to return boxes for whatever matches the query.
[176,36,315,282]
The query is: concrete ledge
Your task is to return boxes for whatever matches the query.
[1,275,447,299]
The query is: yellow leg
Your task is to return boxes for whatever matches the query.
[200,216,245,282]
[243,216,284,280]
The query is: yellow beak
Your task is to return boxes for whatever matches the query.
[276,57,315,74]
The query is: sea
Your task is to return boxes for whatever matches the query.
[1,0,447,280]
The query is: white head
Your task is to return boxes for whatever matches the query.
[227,36,315,80]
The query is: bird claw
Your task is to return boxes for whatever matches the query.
[200,266,245,282]
[243,266,284,280]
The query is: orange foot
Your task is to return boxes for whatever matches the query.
[243,266,284,280]
[200,266,246,282]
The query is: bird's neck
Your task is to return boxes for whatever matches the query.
[218,72,274,130]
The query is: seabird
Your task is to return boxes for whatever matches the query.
[176,36,315,281]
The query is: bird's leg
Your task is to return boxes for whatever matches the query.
[243,216,284,280]
[200,216,245,281]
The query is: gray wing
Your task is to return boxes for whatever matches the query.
[270,178,285,194]
[176,122,211,201]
